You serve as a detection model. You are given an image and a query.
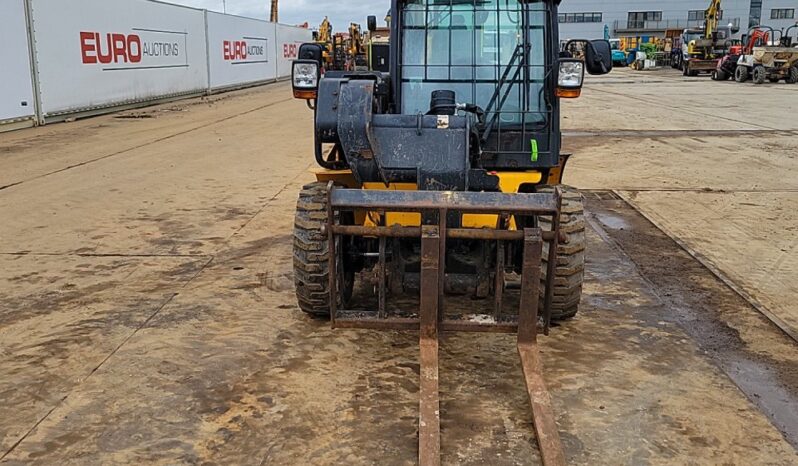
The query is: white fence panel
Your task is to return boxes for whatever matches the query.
[29,0,209,119]
[0,0,36,125]
[206,12,277,90]
[275,25,312,78]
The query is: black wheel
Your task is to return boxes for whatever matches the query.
[753,66,767,84]
[714,70,729,81]
[293,182,353,317]
[735,65,749,83]
[682,61,689,76]
[786,66,798,84]
[538,186,586,320]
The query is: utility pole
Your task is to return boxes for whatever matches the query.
[270,0,278,23]
[222,0,226,14]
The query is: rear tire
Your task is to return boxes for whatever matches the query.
[735,65,749,82]
[538,186,586,320]
[753,66,767,84]
[786,66,798,84]
[293,182,352,317]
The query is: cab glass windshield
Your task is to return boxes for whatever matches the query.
[400,0,548,125]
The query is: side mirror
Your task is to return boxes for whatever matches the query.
[585,39,613,75]
[298,43,324,63]
[367,15,377,32]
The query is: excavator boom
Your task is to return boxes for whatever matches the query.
[705,0,722,39]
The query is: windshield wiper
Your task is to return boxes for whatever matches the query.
[480,42,528,145]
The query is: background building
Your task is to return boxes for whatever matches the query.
[761,0,798,32]
[557,0,797,41]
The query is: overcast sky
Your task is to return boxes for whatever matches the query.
[167,0,391,32]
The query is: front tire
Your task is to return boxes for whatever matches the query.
[538,186,586,320]
[786,66,798,84]
[753,66,767,84]
[735,65,749,82]
[293,182,353,317]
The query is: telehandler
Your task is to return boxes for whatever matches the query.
[290,1,612,464]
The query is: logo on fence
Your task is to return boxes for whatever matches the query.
[283,43,298,59]
[80,29,188,71]
[223,38,269,64]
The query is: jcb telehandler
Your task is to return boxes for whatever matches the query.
[290,1,612,464]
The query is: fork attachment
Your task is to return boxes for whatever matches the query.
[326,186,566,466]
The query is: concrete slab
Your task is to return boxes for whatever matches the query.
[568,68,798,132]
[0,254,207,455]
[2,181,794,465]
[564,67,798,353]
[0,87,293,189]
[619,190,798,341]
[1,73,797,464]
[564,132,798,192]
[0,85,313,256]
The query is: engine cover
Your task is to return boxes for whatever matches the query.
[336,79,470,190]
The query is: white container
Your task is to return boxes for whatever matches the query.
[206,11,278,90]
[275,24,312,79]
[0,0,36,125]
[29,0,209,119]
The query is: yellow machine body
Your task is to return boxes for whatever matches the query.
[313,163,572,229]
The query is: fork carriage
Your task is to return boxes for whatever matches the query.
[324,185,566,465]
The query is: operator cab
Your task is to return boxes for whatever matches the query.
[291,0,612,189]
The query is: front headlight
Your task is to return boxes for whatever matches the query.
[293,61,319,89]
[558,60,585,88]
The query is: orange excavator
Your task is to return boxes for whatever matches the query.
[713,28,766,80]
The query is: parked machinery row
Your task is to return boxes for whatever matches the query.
[713,25,798,84]
[311,15,391,73]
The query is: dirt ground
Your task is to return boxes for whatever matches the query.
[563,68,798,341]
[1,69,797,465]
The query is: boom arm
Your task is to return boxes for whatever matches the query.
[744,28,770,54]
[705,0,722,38]
[318,17,332,43]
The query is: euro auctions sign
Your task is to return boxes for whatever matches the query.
[80,29,188,70]
[283,43,298,59]
[223,37,269,64]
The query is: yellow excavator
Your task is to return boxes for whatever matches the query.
[347,23,368,71]
[312,17,338,71]
[682,0,733,76]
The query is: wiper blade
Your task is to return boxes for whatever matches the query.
[481,43,528,144]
